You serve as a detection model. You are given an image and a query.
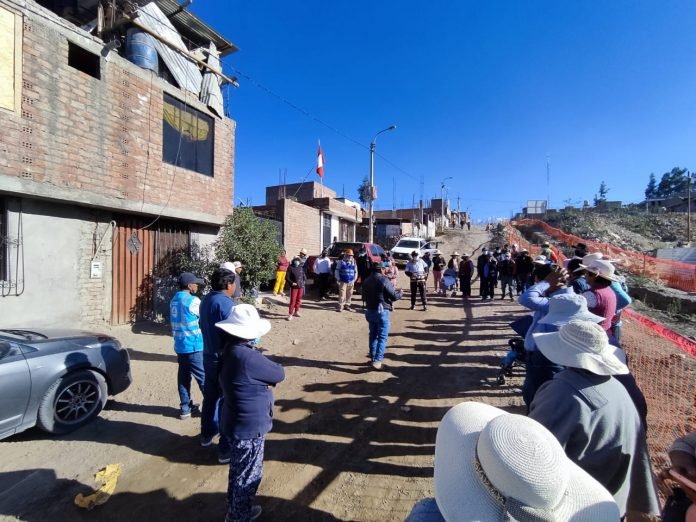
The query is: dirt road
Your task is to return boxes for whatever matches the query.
[0,227,527,521]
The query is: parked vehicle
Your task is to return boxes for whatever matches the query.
[0,328,132,440]
[306,241,385,277]
[391,237,440,265]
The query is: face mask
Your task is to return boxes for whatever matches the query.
[292,260,300,267]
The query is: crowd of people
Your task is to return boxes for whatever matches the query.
[167,232,689,521]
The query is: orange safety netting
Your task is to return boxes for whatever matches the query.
[505,222,696,473]
[511,218,696,293]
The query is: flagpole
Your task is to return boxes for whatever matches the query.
[318,140,324,198]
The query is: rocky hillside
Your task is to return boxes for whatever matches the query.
[543,210,690,253]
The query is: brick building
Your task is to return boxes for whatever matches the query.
[0,0,236,326]
[254,182,362,257]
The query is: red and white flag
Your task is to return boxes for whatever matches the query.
[316,142,325,178]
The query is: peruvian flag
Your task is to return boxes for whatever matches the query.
[316,142,325,178]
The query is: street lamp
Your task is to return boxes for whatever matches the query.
[441,176,453,231]
[368,124,397,243]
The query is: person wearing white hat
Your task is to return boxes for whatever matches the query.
[574,258,618,332]
[519,263,574,409]
[530,320,660,518]
[216,305,284,522]
[405,401,621,521]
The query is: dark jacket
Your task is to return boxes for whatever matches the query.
[361,271,401,311]
[459,259,474,279]
[288,262,306,289]
[515,254,534,275]
[219,340,285,440]
[199,291,234,357]
[432,255,446,272]
[476,253,488,276]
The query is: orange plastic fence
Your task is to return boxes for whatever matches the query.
[505,222,696,473]
[512,218,696,293]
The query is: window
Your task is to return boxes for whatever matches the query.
[67,41,101,79]
[0,5,21,113]
[162,93,214,177]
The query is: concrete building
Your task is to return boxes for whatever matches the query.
[0,0,236,326]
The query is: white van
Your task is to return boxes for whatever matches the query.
[390,237,440,265]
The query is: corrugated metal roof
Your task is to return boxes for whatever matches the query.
[200,42,224,117]
[138,2,202,95]
[154,0,239,57]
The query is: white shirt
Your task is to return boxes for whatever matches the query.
[313,257,332,274]
[405,259,428,278]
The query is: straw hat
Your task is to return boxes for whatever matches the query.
[299,248,308,255]
[533,320,628,375]
[451,251,460,257]
[215,304,271,340]
[434,402,620,521]
[538,294,605,327]
[575,259,619,281]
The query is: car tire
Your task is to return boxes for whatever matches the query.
[36,370,108,434]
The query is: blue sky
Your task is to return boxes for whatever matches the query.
[191,1,696,221]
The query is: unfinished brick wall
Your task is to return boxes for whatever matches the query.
[281,199,321,258]
[0,3,234,224]
[266,183,336,205]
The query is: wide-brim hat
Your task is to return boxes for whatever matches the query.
[533,255,548,265]
[299,248,308,255]
[215,304,271,340]
[533,320,628,375]
[434,402,620,521]
[574,259,619,281]
[451,252,460,256]
[539,293,605,327]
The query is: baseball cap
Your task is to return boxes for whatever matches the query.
[179,272,205,286]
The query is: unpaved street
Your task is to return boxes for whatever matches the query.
[0,227,526,521]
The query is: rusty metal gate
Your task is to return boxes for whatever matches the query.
[111,217,190,325]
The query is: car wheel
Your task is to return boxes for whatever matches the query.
[36,370,108,434]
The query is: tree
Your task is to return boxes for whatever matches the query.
[357,176,372,207]
[656,167,689,197]
[645,173,658,200]
[593,181,609,206]
[215,208,282,296]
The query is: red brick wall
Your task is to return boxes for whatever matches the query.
[281,199,321,258]
[0,6,234,224]
[266,183,336,205]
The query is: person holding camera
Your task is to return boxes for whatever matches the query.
[405,251,428,311]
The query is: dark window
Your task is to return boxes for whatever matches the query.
[162,93,214,177]
[322,214,331,249]
[67,42,100,79]
[0,198,7,282]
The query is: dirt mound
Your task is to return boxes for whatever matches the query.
[545,210,688,253]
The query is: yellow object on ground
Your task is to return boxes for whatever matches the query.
[74,464,122,510]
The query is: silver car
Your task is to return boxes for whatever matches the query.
[0,329,132,440]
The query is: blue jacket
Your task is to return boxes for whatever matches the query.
[199,291,234,358]
[219,341,285,439]
[169,291,203,354]
[519,281,574,351]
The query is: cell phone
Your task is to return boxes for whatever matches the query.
[670,469,696,491]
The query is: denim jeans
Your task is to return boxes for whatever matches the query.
[522,350,564,411]
[366,309,391,362]
[177,351,205,414]
[202,354,230,455]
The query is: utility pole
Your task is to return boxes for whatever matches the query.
[688,172,693,246]
[368,125,397,243]
[546,155,551,215]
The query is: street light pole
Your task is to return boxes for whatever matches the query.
[440,176,453,232]
[688,172,693,246]
[368,125,397,243]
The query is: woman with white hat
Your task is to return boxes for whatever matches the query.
[215,305,285,522]
[574,258,618,332]
[529,320,660,518]
[405,401,621,521]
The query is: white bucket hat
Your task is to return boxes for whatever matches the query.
[533,320,628,375]
[575,259,619,281]
[215,304,271,340]
[539,294,605,327]
[434,402,620,521]
[533,255,549,265]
